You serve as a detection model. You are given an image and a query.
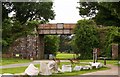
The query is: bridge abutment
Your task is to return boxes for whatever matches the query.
[37,35,44,60]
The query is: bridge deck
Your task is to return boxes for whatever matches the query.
[38,23,76,34]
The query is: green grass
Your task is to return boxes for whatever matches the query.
[73,60,118,65]
[1,53,118,75]
[2,66,28,74]
[1,64,40,74]
[1,62,109,75]
[56,53,118,65]
[1,58,32,66]
[56,53,76,59]
[2,66,109,76]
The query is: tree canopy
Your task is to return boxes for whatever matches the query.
[2,2,55,24]
[78,2,120,27]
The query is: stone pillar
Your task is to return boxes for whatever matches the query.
[37,35,44,60]
[93,48,97,63]
[112,44,118,59]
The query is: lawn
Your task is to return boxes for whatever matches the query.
[56,52,76,59]
[80,60,118,65]
[1,64,40,74]
[1,53,118,75]
[1,58,32,66]
[56,53,118,65]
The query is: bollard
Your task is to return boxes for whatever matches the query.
[104,57,106,65]
[93,52,96,63]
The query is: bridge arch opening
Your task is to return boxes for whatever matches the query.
[37,23,76,59]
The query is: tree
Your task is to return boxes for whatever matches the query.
[2,19,38,53]
[73,19,99,59]
[2,2,55,24]
[59,35,72,53]
[98,26,119,58]
[2,19,22,53]
[78,2,120,27]
[44,35,59,56]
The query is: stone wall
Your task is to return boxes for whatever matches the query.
[9,35,40,59]
[112,44,118,59]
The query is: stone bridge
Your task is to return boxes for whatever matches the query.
[37,23,76,59]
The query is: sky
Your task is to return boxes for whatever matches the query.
[49,0,83,23]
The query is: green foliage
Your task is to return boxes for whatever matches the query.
[2,19,22,53]
[98,26,119,58]
[78,2,119,58]
[2,19,38,53]
[78,2,98,18]
[2,2,55,24]
[73,19,99,59]
[44,35,60,56]
[78,2,120,27]
[101,2,120,20]
[59,35,72,53]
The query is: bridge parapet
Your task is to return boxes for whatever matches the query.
[38,23,76,34]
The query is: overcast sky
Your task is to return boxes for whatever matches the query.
[49,0,83,23]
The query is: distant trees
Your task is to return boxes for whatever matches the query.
[44,35,60,56]
[59,35,72,53]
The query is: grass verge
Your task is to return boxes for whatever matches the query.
[1,64,40,74]
[1,58,32,66]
